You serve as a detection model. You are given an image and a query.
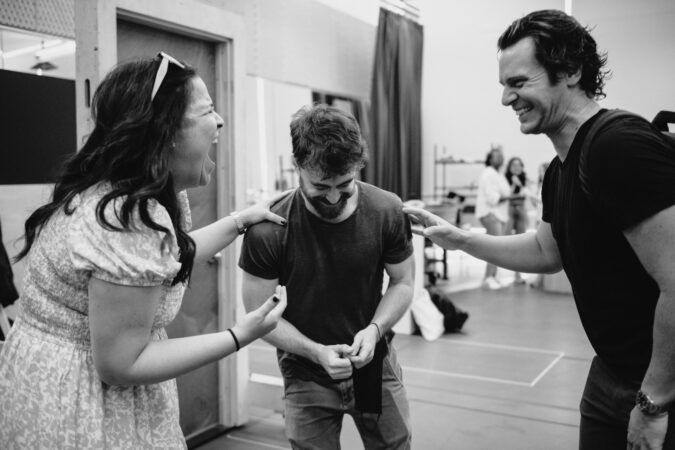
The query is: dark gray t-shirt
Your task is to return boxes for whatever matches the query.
[239,181,413,347]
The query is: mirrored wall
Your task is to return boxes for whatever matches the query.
[0,26,75,79]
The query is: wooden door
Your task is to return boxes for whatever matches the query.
[117,19,222,438]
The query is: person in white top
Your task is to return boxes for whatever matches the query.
[475,146,524,289]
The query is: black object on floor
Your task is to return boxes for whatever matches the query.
[427,286,469,332]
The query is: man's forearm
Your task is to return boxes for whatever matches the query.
[462,230,561,274]
[640,293,675,406]
[372,281,414,335]
[263,318,323,363]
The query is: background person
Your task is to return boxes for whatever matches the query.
[0,53,286,449]
[504,156,532,284]
[475,145,523,289]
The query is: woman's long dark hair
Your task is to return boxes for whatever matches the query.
[16,56,197,285]
[505,157,527,191]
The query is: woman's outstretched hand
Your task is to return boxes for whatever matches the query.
[402,206,467,251]
[232,286,287,348]
[238,190,294,228]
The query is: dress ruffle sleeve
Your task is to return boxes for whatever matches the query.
[68,193,182,286]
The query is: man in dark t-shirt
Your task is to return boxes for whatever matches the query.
[404,10,675,450]
[240,104,414,449]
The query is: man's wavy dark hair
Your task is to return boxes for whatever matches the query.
[16,56,197,285]
[290,104,368,178]
[498,9,610,99]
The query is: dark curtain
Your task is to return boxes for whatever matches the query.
[353,99,371,181]
[366,8,423,200]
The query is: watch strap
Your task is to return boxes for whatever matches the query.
[636,389,669,417]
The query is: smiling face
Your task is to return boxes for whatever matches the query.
[170,76,224,191]
[499,37,572,137]
[297,167,357,221]
[508,158,524,175]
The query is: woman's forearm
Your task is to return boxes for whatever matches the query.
[100,328,244,386]
[124,330,244,385]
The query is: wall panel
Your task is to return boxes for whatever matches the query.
[574,0,675,120]
[216,0,376,99]
[0,0,74,38]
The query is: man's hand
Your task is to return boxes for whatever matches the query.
[315,344,354,380]
[627,407,668,449]
[403,206,467,251]
[347,324,379,369]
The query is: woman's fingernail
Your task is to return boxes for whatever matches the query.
[273,296,280,303]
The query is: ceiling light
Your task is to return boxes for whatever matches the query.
[30,61,57,71]
[30,60,57,75]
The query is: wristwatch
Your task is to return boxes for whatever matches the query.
[636,390,669,416]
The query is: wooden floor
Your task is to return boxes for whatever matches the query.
[195,282,594,450]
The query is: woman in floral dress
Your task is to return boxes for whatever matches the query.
[0,53,287,448]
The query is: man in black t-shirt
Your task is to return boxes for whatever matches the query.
[404,9,675,450]
[240,104,415,449]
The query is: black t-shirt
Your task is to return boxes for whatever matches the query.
[239,181,412,379]
[542,109,675,381]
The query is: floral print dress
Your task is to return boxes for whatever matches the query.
[0,184,191,449]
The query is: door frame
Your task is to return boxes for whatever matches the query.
[74,0,249,428]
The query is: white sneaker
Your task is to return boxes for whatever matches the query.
[482,277,502,290]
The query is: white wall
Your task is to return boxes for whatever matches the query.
[418,0,563,199]
[574,0,675,119]
[243,76,312,200]
[313,0,380,26]
[220,0,378,201]
[418,0,675,199]
[213,0,376,99]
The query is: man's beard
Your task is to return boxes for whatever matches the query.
[307,193,351,219]
[300,180,354,220]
